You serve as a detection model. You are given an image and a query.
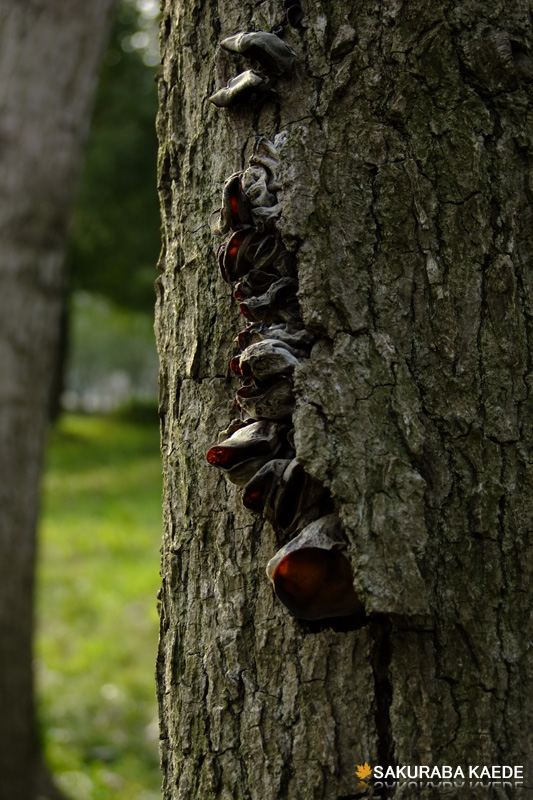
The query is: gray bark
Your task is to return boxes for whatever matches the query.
[0,2,114,798]
[156,0,533,797]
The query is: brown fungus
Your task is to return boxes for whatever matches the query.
[238,277,301,324]
[235,377,295,420]
[233,270,279,300]
[242,457,291,515]
[209,69,266,109]
[220,31,296,76]
[266,516,364,621]
[272,459,327,532]
[223,454,281,487]
[218,232,292,283]
[210,173,252,236]
[248,136,281,181]
[236,322,314,352]
[206,134,360,626]
[241,457,326,532]
[249,234,282,270]
[217,229,261,282]
[232,339,301,382]
[206,419,284,471]
[241,165,278,208]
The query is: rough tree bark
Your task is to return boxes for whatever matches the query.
[156,0,533,797]
[0,2,114,798]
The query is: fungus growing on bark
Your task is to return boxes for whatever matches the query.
[209,69,265,108]
[272,459,326,532]
[233,270,278,299]
[217,229,258,282]
[217,230,294,283]
[207,419,283,472]
[206,133,359,626]
[236,322,314,351]
[249,234,282,270]
[241,165,277,208]
[266,516,364,621]
[232,339,300,381]
[238,277,300,323]
[235,378,295,420]
[241,457,325,531]
[210,173,252,235]
[220,31,296,75]
[248,136,281,179]
[242,458,290,515]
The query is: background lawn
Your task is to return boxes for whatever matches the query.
[37,412,162,800]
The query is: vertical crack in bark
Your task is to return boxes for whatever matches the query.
[370,616,395,798]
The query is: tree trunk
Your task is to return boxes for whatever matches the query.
[155,0,533,797]
[0,2,114,798]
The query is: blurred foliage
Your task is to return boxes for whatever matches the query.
[69,0,160,313]
[37,413,162,800]
[64,292,158,412]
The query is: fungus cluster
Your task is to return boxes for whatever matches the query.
[207,29,365,627]
[209,32,296,107]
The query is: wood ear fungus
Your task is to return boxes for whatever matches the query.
[249,136,282,181]
[242,457,326,532]
[209,69,266,108]
[217,229,260,282]
[235,377,295,420]
[207,419,282,467]
[238,277,301,323]
[206,127,366,626]
[210,173,252,235]
[241,166,278,208]
[220,32,296,76]
[232,339,300,381]
[272,459,327,532]
[242,458,291,515]
[266,516,364,621]
[233,270,279,300]
[236,322,314,352]
[207,420,287,486]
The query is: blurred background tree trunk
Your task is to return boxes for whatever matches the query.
[0,1,114,798]
[156,0,533,797]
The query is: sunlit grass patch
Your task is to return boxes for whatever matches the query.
[37,413,162,800]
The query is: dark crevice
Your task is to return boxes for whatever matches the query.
[370,615,395,799]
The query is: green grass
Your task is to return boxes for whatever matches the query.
[36,413,162,800]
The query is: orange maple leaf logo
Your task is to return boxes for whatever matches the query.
[356,762,372,780]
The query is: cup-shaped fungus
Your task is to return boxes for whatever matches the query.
[266,515,364,621]
[250,201,283,230]
[242,458,291,515]
[273,459,327,531]
[206,419,284,485]
[220,32,296,76]
[241,165,277,208]
[236,322,314,352]
[218,229,261,282]
[248,136,281,182]
[236,377,295,420]
[238,277,300,324]
[232,338,301,381]
[233,269,278,299]
[210,173,252,236]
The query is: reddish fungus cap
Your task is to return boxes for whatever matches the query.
[272,548,363,621]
